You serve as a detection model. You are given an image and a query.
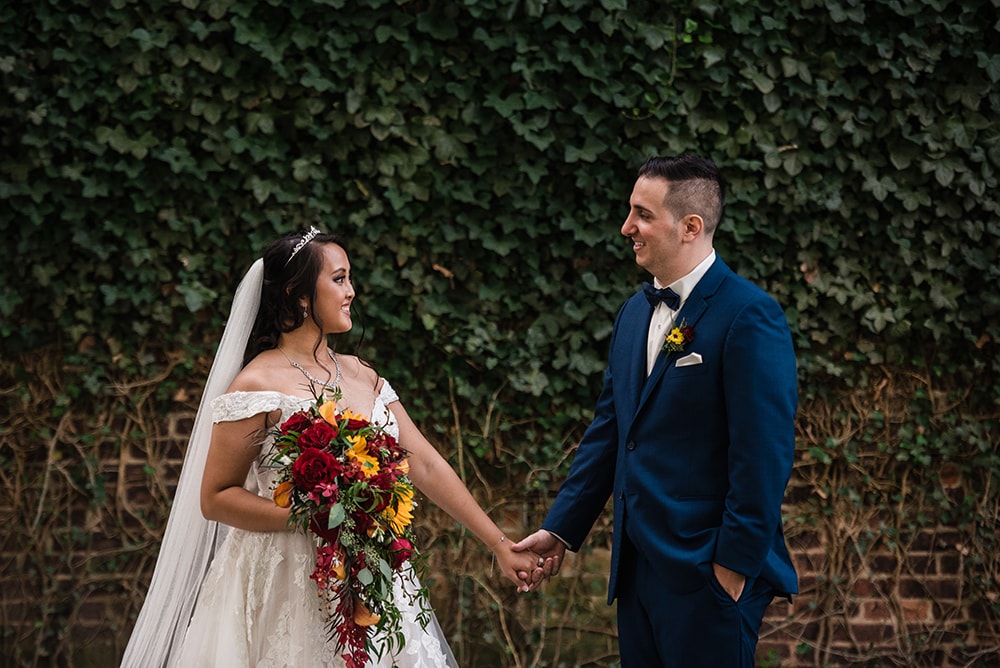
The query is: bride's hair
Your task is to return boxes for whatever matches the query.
[243,230,355,366]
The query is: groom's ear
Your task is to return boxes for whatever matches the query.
[681,213,704,239]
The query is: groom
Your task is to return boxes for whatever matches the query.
[514,154,798,667]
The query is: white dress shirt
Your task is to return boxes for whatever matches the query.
[645,251,716,376]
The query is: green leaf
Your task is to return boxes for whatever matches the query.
[327,502,345,529]
[378,558,393,582]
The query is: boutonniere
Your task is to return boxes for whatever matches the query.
[662,318,695,353]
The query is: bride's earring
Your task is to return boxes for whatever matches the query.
[302,306,308,318]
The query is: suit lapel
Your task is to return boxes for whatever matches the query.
[618,297,653,419]
[636,258,731,413]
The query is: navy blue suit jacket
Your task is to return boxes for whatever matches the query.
[543,257,798,603]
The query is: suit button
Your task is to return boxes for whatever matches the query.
[626,440,636,451]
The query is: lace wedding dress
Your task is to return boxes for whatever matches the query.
[172,382,457,668]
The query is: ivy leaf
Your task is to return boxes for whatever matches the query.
[564,136,608,163]
[416,13,457,39]
[977,51,1000,82]
[176,281,218,313]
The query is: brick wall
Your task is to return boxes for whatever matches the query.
[758,526,985,667]
[2,407,991,667]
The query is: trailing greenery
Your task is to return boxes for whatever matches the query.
[2,0,998,665]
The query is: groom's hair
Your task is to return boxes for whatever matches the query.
[637,154,725,235]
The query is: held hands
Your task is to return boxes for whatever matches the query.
[510,529,566,592]
[491,535,548,593]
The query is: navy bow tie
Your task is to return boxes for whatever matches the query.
[643,282,681,310]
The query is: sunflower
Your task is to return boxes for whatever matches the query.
[384,485,415,533]
[346,434,380,476]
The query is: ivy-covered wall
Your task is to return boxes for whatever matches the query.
[2,0,998,665]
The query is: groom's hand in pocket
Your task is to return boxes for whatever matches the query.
[712,562,746,601]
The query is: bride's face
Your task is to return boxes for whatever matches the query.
[310,243,354,335]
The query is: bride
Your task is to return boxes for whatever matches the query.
[121,228,539,667]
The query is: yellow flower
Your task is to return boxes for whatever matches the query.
[318,400,337,425]
[385,485,415,533]
[662,318,693,353]
[340,408,366,422]
[346,434,379,476]
[666,327,685,345]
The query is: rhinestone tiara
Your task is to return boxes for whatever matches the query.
[284,226,321,266]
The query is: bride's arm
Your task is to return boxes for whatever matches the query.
[200,415,291,532]
[390,398,537,590]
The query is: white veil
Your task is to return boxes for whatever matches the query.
[120,258,263,668]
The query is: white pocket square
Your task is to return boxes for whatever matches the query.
[675,352,703,367]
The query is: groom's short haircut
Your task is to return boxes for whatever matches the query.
[637,154,725,235]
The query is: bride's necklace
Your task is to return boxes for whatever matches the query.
[278,347,342,389]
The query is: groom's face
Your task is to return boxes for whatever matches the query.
[621,176,684,283]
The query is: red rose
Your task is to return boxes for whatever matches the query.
[352,508,374,536]
[344,416,370,431]
[370,489,391,514]
[369,471,393,495]
[681,325,695,342]
[350,483,390,514]
[292,448,340,490]
[298,420,338,449]
[279,411,312,436]
[309,511,342,543]
[389,537,413,569]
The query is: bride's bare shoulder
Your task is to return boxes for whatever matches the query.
[226,349,287,393]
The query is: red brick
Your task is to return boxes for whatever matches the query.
[830,621,893,643]
[938,553,961,573]
[905,554,935,572]
[785,597,812,618]
[898,576,960,599]
[852,578,874,596]
[794,552,826,572]
[900,598,933,622]
[755,640,791,661]
[796,574,819,592]
[871,554,898,571]
[766,598,791,617]
[170,414,195,437]
[861,600,893,621]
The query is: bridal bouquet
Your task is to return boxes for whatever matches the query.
[270,390,430,668]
